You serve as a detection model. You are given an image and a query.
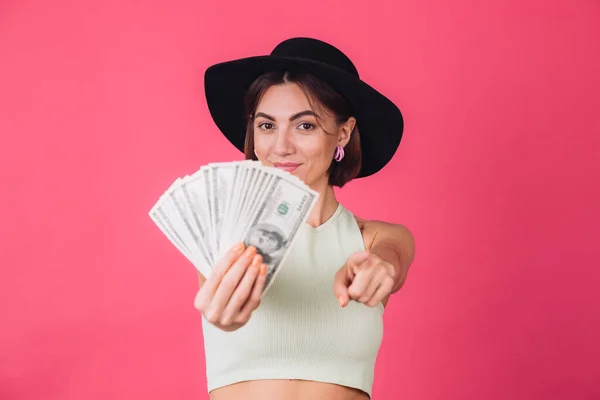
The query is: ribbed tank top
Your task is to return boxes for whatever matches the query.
[201,203,385,397]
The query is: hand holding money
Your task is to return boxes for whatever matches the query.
[148,160,319,296]
[193,242,267,331]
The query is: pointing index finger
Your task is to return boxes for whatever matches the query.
[346,250,370,271]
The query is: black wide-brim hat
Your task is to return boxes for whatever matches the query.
[204,37,404,178]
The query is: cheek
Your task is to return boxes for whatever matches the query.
[299,137,332,161]
[253,133,269,153]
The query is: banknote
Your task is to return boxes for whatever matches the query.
[240,172,319,291]
[208,162,235,256]
[169,177,212,268]
[149,182,212,277]
[148,160,319,294]
[180,172,214,264]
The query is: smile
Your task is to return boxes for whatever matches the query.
[273,163,301,173]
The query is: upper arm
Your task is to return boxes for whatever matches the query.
[357,216,415,262]
[372,222,415,269]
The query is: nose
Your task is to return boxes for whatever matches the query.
[272,127,294,157]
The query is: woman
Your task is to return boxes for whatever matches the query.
[194,37,415,400]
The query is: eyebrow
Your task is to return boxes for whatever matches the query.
[254,110,320,121]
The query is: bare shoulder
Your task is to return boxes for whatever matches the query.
[354,215,415,252]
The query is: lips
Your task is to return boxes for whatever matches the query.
[272,162,301,172]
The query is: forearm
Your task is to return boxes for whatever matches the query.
[369,226,415,294]
[370,243,409,293]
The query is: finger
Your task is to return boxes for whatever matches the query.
[347,255,379,301]
[220,254,262,325]
[208,246,257,317]
[203,242,246,296]
[195,243,245,312]
[346,250,370,272]
[366,277,394,307]
[347,267,377,300]
[358,269,385,303]
[333,267,351,307]
[238,263,268,320]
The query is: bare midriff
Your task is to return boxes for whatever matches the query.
[209,379,370,400]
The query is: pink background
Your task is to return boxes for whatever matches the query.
[1,1,599,399]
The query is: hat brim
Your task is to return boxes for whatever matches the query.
[204,55,404,178]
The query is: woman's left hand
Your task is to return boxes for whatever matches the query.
[333,250,395,308]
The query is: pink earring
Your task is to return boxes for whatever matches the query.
[333,145,345,162]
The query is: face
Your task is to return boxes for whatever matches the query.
[252,83,355,187]
[248,228,281,254]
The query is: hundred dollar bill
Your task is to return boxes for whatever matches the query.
[179,171,215,265]
[208,161,241,257]
[149,180,192,256]
[200,166,219,261]
[217,161,252,256]
[240,172,319,294]
[149,190,212,278]
[149,201,191,260]
[168,177,212,269]
[232,162,262,241]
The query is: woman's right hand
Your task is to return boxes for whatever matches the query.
[194,243,267,332]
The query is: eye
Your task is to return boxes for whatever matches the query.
[257,122,274,131]
[298,122,315,131]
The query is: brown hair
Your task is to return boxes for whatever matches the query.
[242,70,361,188]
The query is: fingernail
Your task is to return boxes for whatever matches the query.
[338,295,345,307]
[245,246,257,256]
[232,242,245,252]
[251,254,262,268]
[260,263,267,276]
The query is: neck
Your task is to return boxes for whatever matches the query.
[305,176,339,229]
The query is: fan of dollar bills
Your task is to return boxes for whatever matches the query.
[148,160,319,293]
